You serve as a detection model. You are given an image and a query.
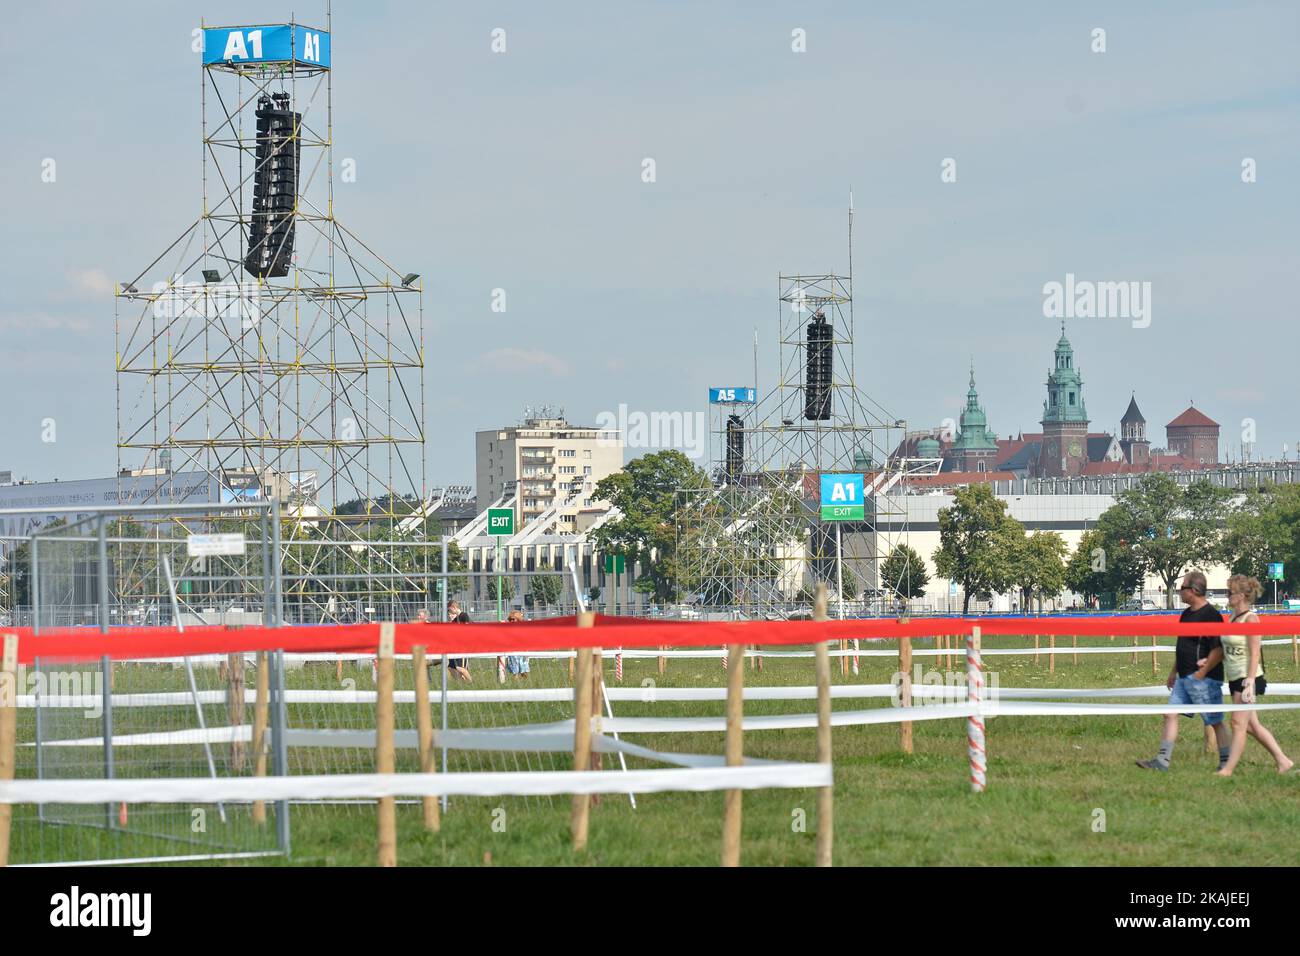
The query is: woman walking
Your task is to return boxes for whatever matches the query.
[1215,575,1293,776]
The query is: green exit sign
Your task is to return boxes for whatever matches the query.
[820,503,864,521]
[488,508,514,536]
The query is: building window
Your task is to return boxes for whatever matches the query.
[584,466,592,475]
[1069,393,1075,406]
[583,450,592,459]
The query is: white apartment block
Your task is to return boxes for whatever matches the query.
[475,414,624,532]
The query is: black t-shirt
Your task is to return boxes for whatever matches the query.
[1175,603,1223,680]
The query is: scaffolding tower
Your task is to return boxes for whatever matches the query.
[114,14,427,622]
[676,204,920,617]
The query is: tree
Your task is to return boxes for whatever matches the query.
[1008,529,1067,612]
[1096,473,1231,608]
[486,574,514,602]
[932,483,1019,613]
[590,450,711,603]
[881,544,930,600]
[1219,485,1300,594]
[530,560,565,608]
[1064,527,1143,607]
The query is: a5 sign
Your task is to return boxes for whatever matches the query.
[203,25,331,68]
[708,387,756,404]
[819,473,864,521]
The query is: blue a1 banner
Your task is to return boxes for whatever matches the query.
[203,25,331,68]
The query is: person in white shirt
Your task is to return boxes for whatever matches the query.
[1215,575,1293,776]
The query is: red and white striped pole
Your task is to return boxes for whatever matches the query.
[721,645,728,670]
[615,648,623,683]
[497,655,506,683]
[966,625,986,793]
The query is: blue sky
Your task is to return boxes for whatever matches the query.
[1,0,1296,487]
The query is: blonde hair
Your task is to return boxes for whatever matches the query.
[1227,574,1263,603]
[506,610,525,622]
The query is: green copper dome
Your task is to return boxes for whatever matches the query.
[1042,324,1088,424]
[952,367,998,451]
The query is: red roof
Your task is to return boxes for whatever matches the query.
[1167,406,1219,429]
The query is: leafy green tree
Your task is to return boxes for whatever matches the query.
[1008,529,1067,612]
[1219,485,1300,594]
[1096,473,1231,608]
[881,544,930,600]
[530,560,565,608]
[590,450,711,602]
[487,574,514,602]
[932,483,1019,613]
[1064,527,1144,607]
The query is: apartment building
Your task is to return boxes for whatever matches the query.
[475,412,624,531]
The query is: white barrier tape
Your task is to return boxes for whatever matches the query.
[0,762,834,805]
[20,681,1300,710]
[27,721,778,771]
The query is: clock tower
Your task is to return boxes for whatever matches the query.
[1040,324,1089,477]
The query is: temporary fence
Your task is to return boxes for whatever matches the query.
[2,610,1300,867]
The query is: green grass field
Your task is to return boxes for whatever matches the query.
[11,634,1300,866]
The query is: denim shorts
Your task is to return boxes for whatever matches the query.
[505,655,530,675]
[1168,674,1223,726]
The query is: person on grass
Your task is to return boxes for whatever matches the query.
[504,609,531,678]
[1136,571,1231,772]
[1215,575,1293,776]
[446,600,473,682]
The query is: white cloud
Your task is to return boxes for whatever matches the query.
[66,268,115,299]
[0,311,92,333]
[476,348,570,377]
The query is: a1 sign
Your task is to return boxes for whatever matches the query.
[488,508,514,536]
[1268,562,1284,581]
[819,473,864,521]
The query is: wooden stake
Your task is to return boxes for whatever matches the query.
[1072,635,1078,666]
[1131,634,1138,664]
[571,614,595,852]
[1048,635,1056,674]
[1151,643,1158,675]
[227,652,246,773]
[721,639,745,867]
[813,585,833,867]
[1034,634,1040,663]
[251,650,269,826]
[376,622,397,868]
[1293,635,1298,666]
[0,634,17,868]
[658,645,666,676]
[412,645,440,832]
[899,635,913,754]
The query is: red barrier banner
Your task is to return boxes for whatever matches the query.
[3,614,1297,666]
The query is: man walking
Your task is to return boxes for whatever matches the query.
[1136,570,1230,771]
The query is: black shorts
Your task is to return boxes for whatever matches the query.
[1228,675,1267,697]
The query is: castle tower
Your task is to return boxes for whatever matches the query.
[948,365,999,472]
[1040,324,1089,477]
[1119,394,1150,465]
